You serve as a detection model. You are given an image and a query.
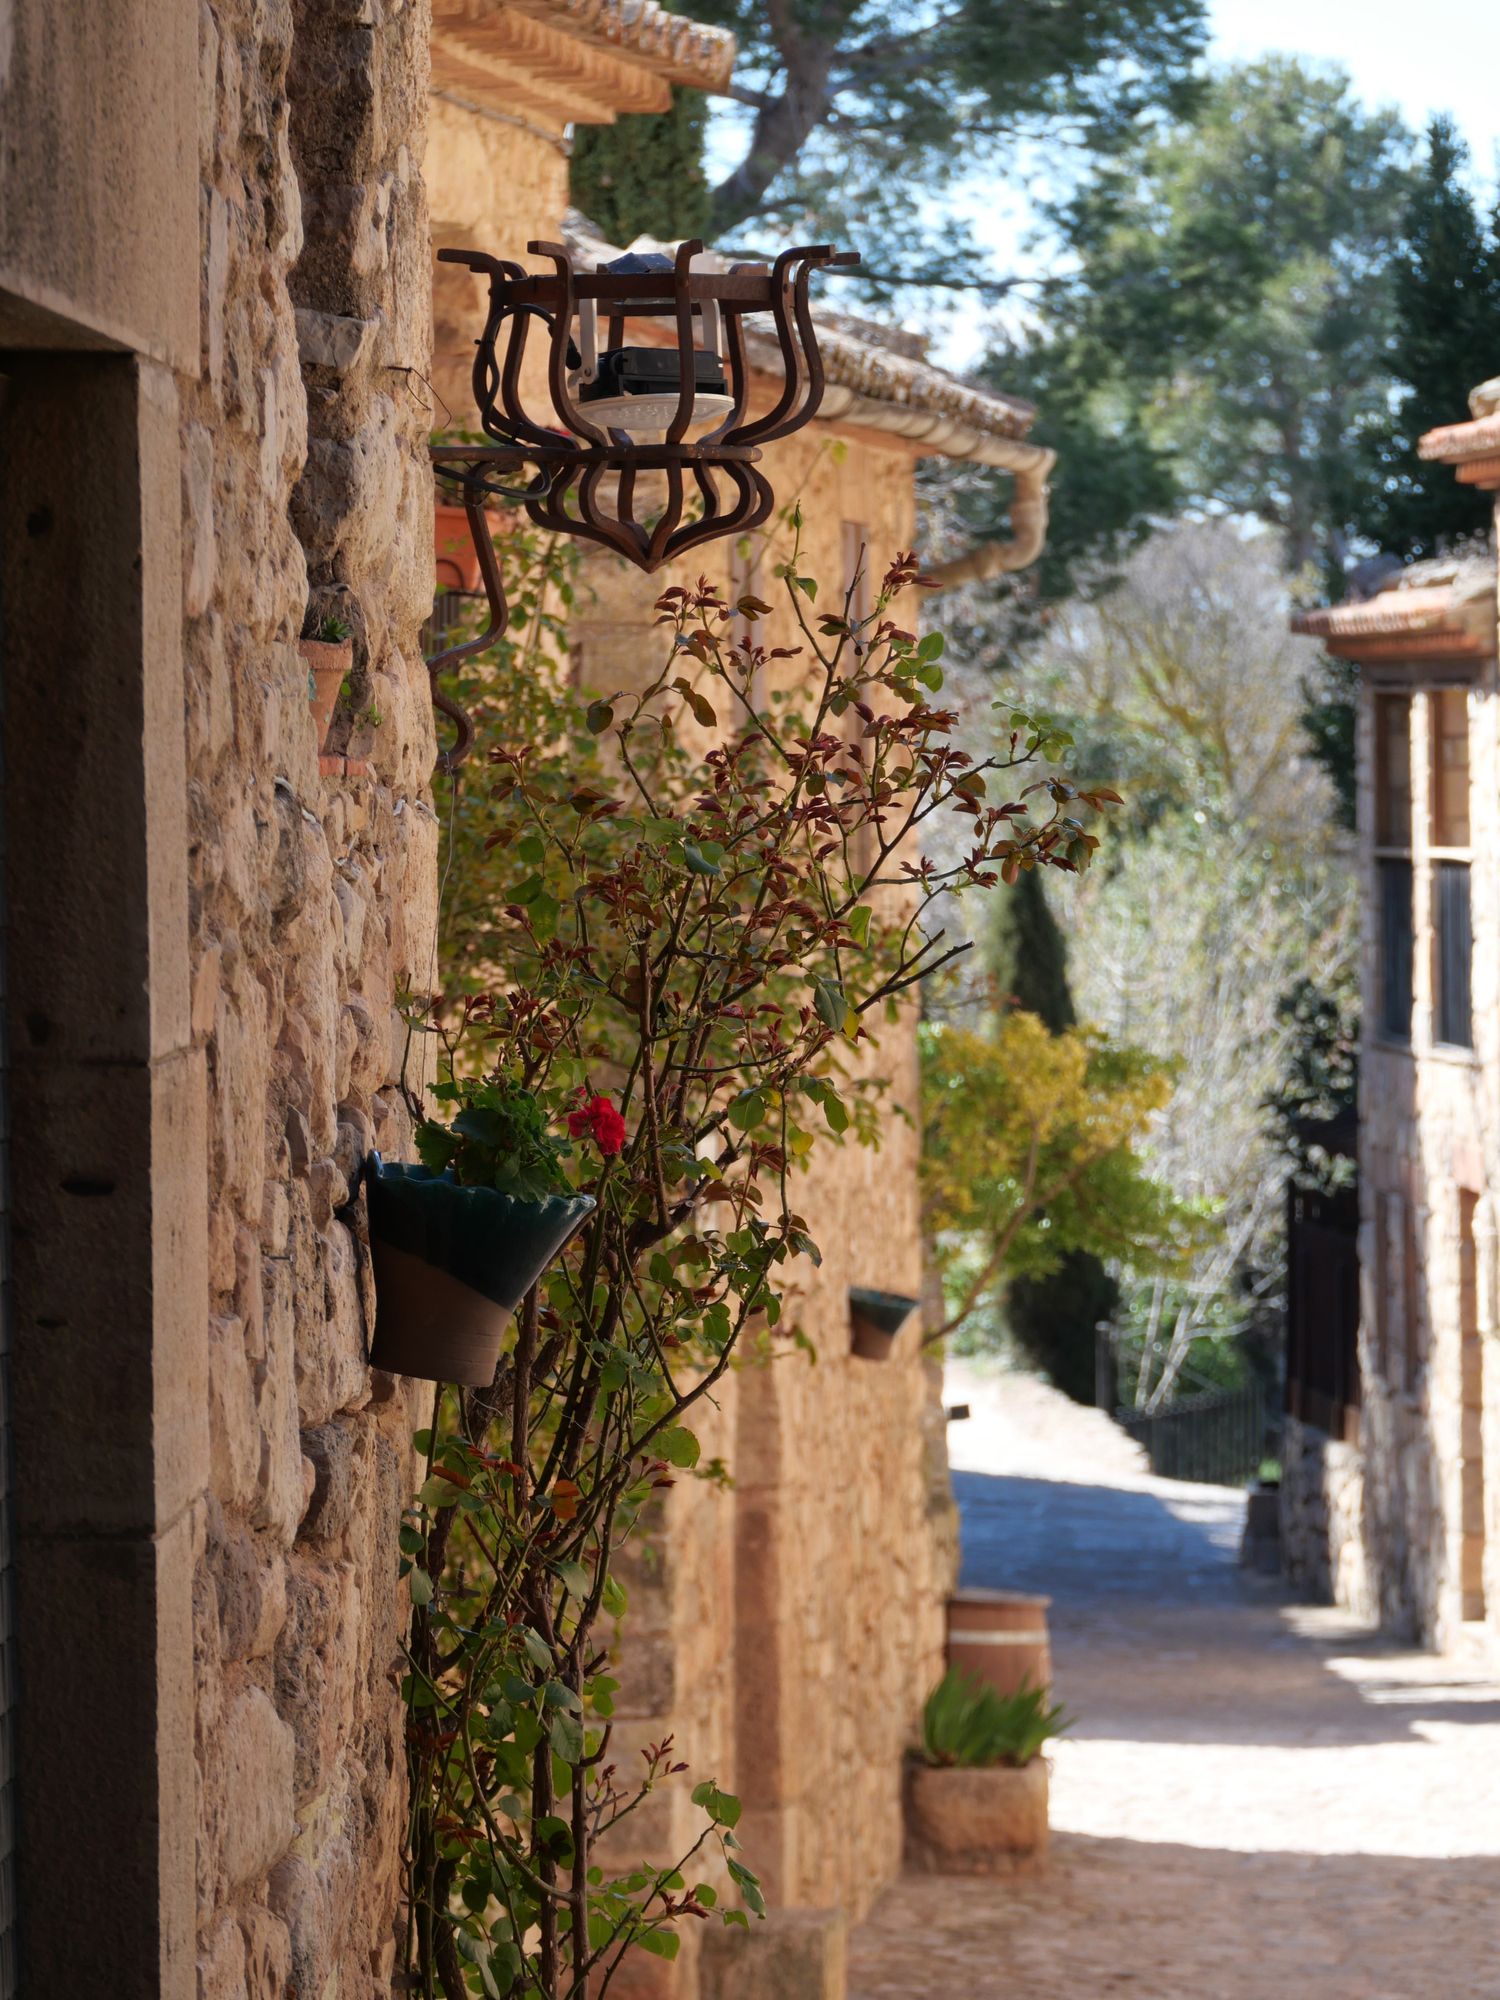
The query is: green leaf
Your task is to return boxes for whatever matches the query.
[727,1090,765,1132]
[795,576,818,601]
[657,1426,701,1469]
[813,978,846,1031]
[586,700,615,734]
[682,841,722,876]
[408,1568,433,1608]
[520,1626,552,1671]
[690,1781,741,1829]
[549,1710,584,1764]
[634,1929,681,1962]
[847,905,872,948]
[601,1573,629,1618]
[727,1857,766,1918]
[418,1475,463,1511]
[917,631,945,661]
[553,1561,592,1602]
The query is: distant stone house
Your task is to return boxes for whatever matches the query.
[1282,387,1500,1648]
[0,4,1054,1997]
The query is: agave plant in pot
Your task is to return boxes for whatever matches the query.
[366,1073,599,1386]
[905,1669,1070,1871]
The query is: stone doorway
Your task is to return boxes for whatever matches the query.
[1460,1189,1485,1622]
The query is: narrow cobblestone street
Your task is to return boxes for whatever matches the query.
[849,1369,1500,1999]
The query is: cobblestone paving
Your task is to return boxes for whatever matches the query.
[848,1366,1500,2000]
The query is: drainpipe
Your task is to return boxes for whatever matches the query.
[924,446,1055,591]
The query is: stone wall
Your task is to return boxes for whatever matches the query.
[1282,651,1500,1650]
[186,2,436,1993]
[1280,1417,1375,1620]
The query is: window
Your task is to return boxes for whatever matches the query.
[1436,861,1474,1047]
[1372,695,1413,1041]
[1375,693,1412,845]
[1429,689,1472,1049]
[1378,859,1414,1040]
[1432,688,1470,848]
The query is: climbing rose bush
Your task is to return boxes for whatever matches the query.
[401,523,1118,2000]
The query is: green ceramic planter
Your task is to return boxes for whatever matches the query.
[366,1155,595,1386]
[849,1286,921,1361]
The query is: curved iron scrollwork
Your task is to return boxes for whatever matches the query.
[422,234,857,768]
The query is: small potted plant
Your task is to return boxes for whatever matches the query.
[298,613,353,751]
[366,1075,599,1386]
[849,1286,920,1361]
[904,1669,1069,1871]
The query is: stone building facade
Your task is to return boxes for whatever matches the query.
[1284,388,1500,1648]
[0,5,1054,1997]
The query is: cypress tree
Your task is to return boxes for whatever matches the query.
[1367,116,1500,560]
[988,868,1075,1031]
[988,873,1120,1403]
[570,89,712,247]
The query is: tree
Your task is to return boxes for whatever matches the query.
[988,867,1073,1029]
[985,866,1124,1401]
[1005,523,1357,1406]
[688,0,1207,261]
[933,336,1181,613]
[570,89,713,246]
[1013,59,1414,583]
[1364,115,1500,560]
[921,1011,1193,1360]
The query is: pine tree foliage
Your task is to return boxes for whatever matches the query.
[988,868,1075,1032]
[689,0,1207,264]
[570,89,712,247]
[1365,115,1500,560]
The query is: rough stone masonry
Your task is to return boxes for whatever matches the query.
[186,4,437,1992]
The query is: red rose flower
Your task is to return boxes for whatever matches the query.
[567,1092,627,1158]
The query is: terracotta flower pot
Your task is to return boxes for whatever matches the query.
[947,1588,1053,1701]
[298,636,352,752]
[849,1286,920,1361]
[434,501,508,594]
[365,1156,595,1387]
[904,1756,1049,1871]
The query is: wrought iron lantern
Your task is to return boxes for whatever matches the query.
[425,235,857,768]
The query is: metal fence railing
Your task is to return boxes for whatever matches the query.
[1114,1379,1267,1487]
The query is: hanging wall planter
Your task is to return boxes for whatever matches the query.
[298,628,352,752]
[849,1286,920,1361]
[365,1155,595,1386]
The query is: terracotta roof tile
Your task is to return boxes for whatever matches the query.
[1418,410,1500,473]
[514,0,735,92]
[1290,554,1496,662]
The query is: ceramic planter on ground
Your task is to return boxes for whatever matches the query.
[365,1156,595,1386]
[298,636,352,752]
[905,1757,1049,1871]
[848,1286,920,1361]
[947,1587,1052,1701]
